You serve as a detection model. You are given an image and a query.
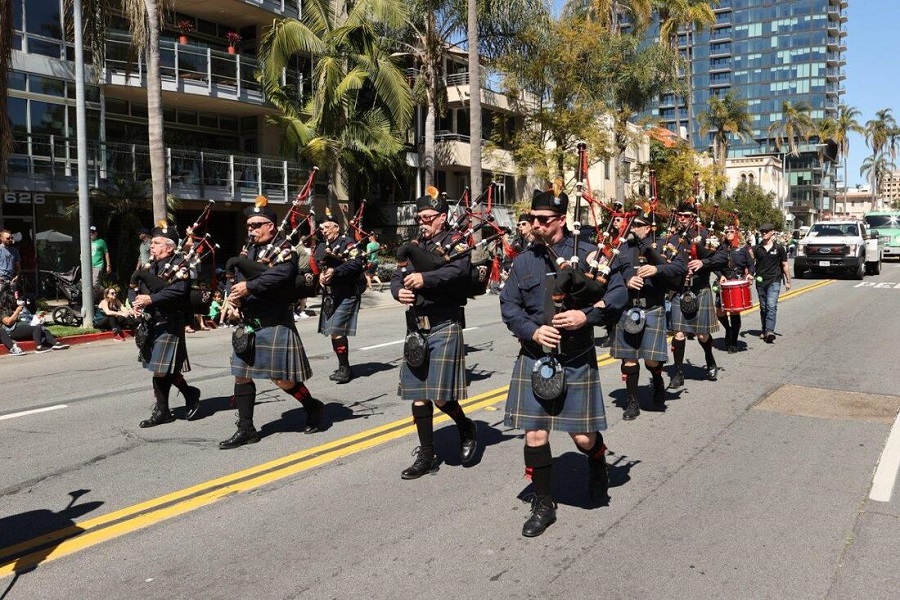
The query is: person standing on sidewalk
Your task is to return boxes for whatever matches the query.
[752,223,791,343]
[0,230,21,292]
[90,226,112,287]
[392,193,477,480]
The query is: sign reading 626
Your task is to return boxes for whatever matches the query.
[4,192,46,204]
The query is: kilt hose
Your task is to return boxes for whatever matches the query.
[399,320,466,403]
[318,293,360,337]
[670,287,719,335]
[141,322,190,374]
[504,346,607,433]
[611,305,669,363]
[231,323,313,381]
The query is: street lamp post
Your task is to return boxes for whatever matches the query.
[73,0,94,327]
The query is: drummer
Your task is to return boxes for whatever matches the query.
[715,224,754,354]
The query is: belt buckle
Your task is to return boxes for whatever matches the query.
[416,316,431,331]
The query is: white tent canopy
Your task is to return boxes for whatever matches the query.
[35,229,74,243]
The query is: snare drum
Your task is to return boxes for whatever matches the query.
[720,279,752,312]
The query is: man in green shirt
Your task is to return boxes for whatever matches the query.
[90,226,112,285]
[364,232,383,291]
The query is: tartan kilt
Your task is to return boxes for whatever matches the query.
[231,324,313,381]
[611,306,669,363]
[399,321,466,403]
[141,324,190,374]
[318,294,360,336]
[670,287,719,335]
[504,347,607,433]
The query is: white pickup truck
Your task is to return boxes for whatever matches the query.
[794,220,882,279]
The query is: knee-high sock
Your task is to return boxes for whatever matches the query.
[233,381,256,426]
[729,314,742,345]
[172,373,190,394]
[524,443,553,499]
[332,336,350,367]
[718,315,732,340]
[437,400,468,427]
[412,403,434,453]
[284,382,316,409]
[699,336,716,367]
[621,363,640,399]
[152,374,174,412]
[671,337,686,370]
[577,433,606,460]
[647,363,664,389]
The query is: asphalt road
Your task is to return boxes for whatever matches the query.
[2,265,900,599]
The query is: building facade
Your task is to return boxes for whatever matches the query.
[643,0,848,227]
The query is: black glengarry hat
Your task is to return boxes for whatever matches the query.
[244,195,278,223]
[415,193,449,214]
[531,189,568,215]
[676,200,697,214]
[150,220,179,245]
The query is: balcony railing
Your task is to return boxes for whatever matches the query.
[105,34,263,100]
[7,132,309,204]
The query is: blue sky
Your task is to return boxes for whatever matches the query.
[549,1,895,187]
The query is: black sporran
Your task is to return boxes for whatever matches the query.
[133,318,151,351]
[403,331,429,368]
[623,306,647,334]
[679,290,699,316]
[322,294,336,318]
[231,324,256,359]
[531,355,567,403]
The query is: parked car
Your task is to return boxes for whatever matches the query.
[863,210,900,261]
[794,220,882,279]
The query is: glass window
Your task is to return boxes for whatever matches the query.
[30,74,65,96]
[28,38,63,59]
[30,100,67,136]
[9,71,26,91]
[7,97,28,133]
[13,0,23,30]
[25,0,63,39]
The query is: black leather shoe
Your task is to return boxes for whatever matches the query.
[765,333,776,344]
[727,345,737,354]
[328,369,341,381]
[139,407,175,428]
[303,398,325,434]
[522,496,557,537]
[588,452,610,503]
[401,447,438,479]
[219,427,260,449]
[333,365,353,384]
[623,397,640,421]
[459,418,478,464]
[183,386,202,421]
[706,365,719,381]
[667,370,685,390]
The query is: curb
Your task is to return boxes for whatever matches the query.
[0,331,125,356]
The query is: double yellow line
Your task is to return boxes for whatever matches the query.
[0,279,833,577]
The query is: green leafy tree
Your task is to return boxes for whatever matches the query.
[259,0,414,209]
[832,104,864,213]
[865,108,898,203]
[860,152,897,207]
[647,140,720,205]
[562,0,655,34]
[728,181,783,231]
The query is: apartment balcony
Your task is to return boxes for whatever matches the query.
[104,34,278,114]
[6,132,307,204]
[174,0,301,21]
[826,52,846,66]
[713,1,731,12]
[443,71,532,112]
[432,133,514,174]
[825,67,845,81]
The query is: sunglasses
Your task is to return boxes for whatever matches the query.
[247,221,270,230]
[517,222,529,227]
[416,213,441,224]
[530,214,560,225]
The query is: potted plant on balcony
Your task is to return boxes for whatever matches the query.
[177,19,194,45]
[225,31,241,54]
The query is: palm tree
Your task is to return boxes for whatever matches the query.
[864,108,898,159]
[860,152,897,208]
[656,0,717,141]
[562,0,655,34]
[0,0,12,183]
[832,104,864,213]
[766,100,815,157]
[259,0,414,211]
[697,90,752,173]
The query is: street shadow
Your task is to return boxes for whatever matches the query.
[352,361,397,378]
[609,387,667,415]
[0,490,104,599]
[515,450,641,510]
[432,419,519,468]
[466,362,497,384]
[258,400,373,439]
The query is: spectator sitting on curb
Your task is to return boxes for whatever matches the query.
[0,290,70,353]
[97,287,136,341]
[0,323,26,356]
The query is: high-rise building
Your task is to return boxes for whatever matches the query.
[644,0,848,226]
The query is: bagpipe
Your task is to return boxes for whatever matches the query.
[395,185,509,298]
[224,167,321,299]
[131,202,220,312]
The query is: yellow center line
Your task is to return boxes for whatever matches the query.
[0,279,833,577]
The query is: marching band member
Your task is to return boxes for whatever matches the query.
[500,190,626,537]
[220,201,322,449]
[314,215,366,384]
[391,193,477,480]
[666,201,728,389]
[716,225,755,353]
[132,223,201,428]
[612,213,687,420]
